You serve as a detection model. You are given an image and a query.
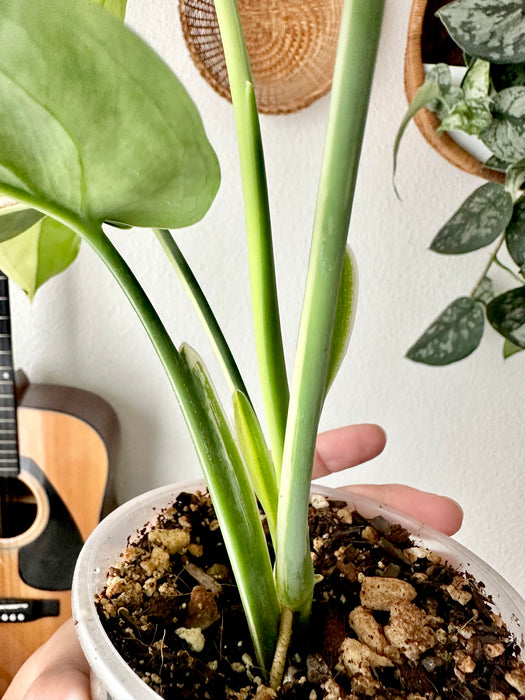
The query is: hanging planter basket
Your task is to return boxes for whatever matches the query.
[179,0,343,114]
[404,0,504,184]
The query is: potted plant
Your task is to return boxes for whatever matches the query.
[0,0,524,697]
[398,0,525,365]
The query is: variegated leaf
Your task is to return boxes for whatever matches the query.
[437,0,525,65]
[431,183,513,254]
[406,297,485,365]
[480,87,525,163]
[506,197,525,267]
[487,286,525,348]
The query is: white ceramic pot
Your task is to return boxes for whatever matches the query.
[72,480,525,700]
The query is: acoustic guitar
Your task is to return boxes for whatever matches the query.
[0,271,120,695]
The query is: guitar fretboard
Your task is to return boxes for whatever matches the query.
[0,271,19,477]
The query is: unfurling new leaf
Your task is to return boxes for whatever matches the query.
[406,297,485,366]
[325,247,358,396]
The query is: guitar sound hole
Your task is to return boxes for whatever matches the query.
[0,477,38,538]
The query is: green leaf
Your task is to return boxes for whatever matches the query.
[503,337,524,358]
[406,297,485,365]
[437,60,492,135]
[431,183,513,254]
[325,246,357,395]
[438,98,493,135]
[485,155,509,172]
[505,158,525,200]
[0,217,80,300]
[179,344,280,672]
[394,65,453,181]
[437,0,525,65]
[0,0,220,229]
[480,87,525,163]
[506,197,525,266]
[233,390,278,544]
[491,62,525,91]
[91,0,127,19]
[487,285,525,348]
[0,207,44,242]
[462,59,491,101]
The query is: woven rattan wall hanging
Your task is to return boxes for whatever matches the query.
[179,0,344,114]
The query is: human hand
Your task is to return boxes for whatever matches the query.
[2,617,90,700]
[314,423,463,535]
[4,423,462,699]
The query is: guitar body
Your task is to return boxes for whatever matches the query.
[0,379,119,695]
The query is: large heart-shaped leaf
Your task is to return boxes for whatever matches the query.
[487,286,525,348]
[92,0,127,19]
[0,0,220,229]
[0,218,80,300]
[406,297,485,365]
[480,87,525,163]
[430,183,513,254]
[437,0,525,65]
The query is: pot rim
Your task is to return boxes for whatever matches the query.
[72,479,525,700]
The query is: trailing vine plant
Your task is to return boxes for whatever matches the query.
[0,0,384,681]
[396,0,525,365]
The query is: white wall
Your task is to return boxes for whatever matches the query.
[10,1,525,600]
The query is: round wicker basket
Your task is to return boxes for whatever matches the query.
[404,0,504,183]
[179,0,343,115]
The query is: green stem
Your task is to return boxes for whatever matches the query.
[276,0,385,613]
[470,234,506,298]
[78,223,281,671]
[154,227,250,399]
[213,0,289,474]
[494,256,525,284]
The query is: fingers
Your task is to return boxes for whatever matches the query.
[346,483,464,536]
[23,667,91,700]
[313,424,387,478]
[3,619,91,700]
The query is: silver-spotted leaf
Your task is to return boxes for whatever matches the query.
[406,297,485,365]
[492,62,525,91]
[438,98,492,135]
[437,0,525,65]
[0,217,80,300]
[487,286,525,348]
[462,59,491,101]
[480,87,525,163]
[430,183,513,254]
[473,276,495,305]
[0,0,220,229]
[506,197,525,266]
